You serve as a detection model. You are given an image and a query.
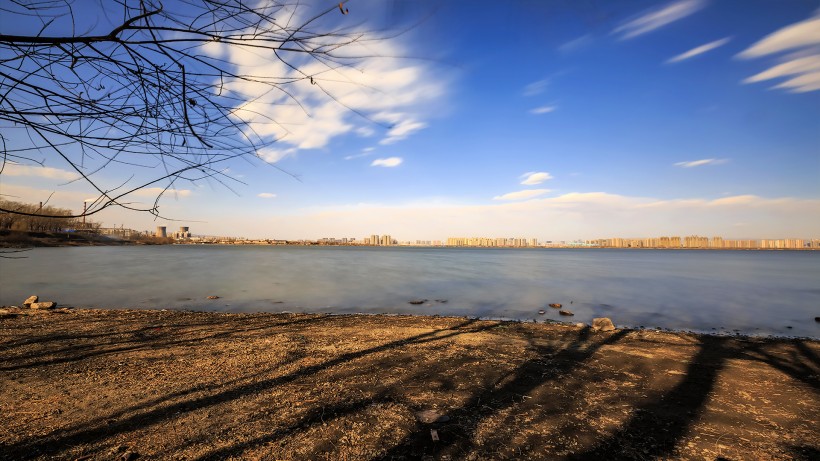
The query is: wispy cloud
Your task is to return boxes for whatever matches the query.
[258,193,277,199]
[558,35,592,54]
[493,189,551,201]
[674,158,728,168]
[738,14,820,93]
[529,106,556,115]
[371,157,403,167]
[523,79,549,96]
[2,163,79,181]
[520,172,554,185]
[129,187,193,198]
[667,37,731,63]
[613,0,705,40]
[379,119,427,145]
[344,147,376,160]
[257,147,297,163]
[355,126,375,137]
[213,14,446,155]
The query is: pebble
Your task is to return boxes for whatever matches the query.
[548,303,562,308]
[538,310,546,315]
[23,295,38,307]
[408,299,427,305]
[558,310,574,316]
[30,301,57,310]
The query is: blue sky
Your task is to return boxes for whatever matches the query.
[2,0,819,240]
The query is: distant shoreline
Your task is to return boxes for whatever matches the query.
[3,234,817,251]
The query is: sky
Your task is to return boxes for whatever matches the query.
[1,0,819,240]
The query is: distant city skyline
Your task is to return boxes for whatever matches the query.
[2,1,818,240]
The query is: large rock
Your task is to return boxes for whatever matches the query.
[30,301,57,310]
[23,295,38,307]
[591,317,615,332]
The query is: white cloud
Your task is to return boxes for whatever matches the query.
[667,37,732,63]
[520,172,554,185]
[344,147,377,160]
[674,158,728,168]
[493,189,551,201]
[2,163,79,181]
[529,106,556,115]
[379,119,427,145]
[523,79,549,96]
[257,147,297,163]
[613,0,705,40]
[258,193,277,199]
[129,187,193,198]
[738,14,820,93]
[355,126,375,137]
[214,15,446,156]
[371,157,403,167]
[558,35,592,54]
[738,16,820,59]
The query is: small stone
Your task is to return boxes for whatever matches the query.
[415,409,450,424]
[538,310,546,315]
[120,451,138,461]
[29,301,56,310]
[548,303,562,308]
[206,295,220,300]
[591,317,615,332]
[408,299,427,305]
[815,317,820,323]
[558,310,574,316]
[575,322,585,328]
[23,295,38,307]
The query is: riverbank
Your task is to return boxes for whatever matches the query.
[1,307,817,460]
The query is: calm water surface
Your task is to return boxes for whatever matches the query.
[2,246,818,338]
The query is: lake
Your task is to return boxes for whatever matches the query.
[2,245,818,338]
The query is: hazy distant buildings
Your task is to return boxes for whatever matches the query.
[445,237,539,248]
[586,235,814,250]
[155,226,166,238]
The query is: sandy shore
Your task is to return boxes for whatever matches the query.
[0,307,817,460]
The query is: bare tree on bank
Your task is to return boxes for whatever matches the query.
[0,0,375,219]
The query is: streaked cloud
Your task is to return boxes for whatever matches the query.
[128,187,193,199]
[738,14,820,93]
[614,0,705,40]
[530,106,556,115]
[523,79,549,96]
[379,119,427,145]
[257,147,297,164]
[371,157,403,167]
[520,172,554,185]
[355,126,375,137]
[737,15,820,59]
[214,12,447,156]
[258,193,277,199]
[674,158,728,168]
[2,163,79,181]
[667,37,731,63]
[493,189,551,201]
[558,35,592,54]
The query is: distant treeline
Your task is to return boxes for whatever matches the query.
[0,200,99,232]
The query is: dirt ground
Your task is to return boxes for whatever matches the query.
[0,307,817,460]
